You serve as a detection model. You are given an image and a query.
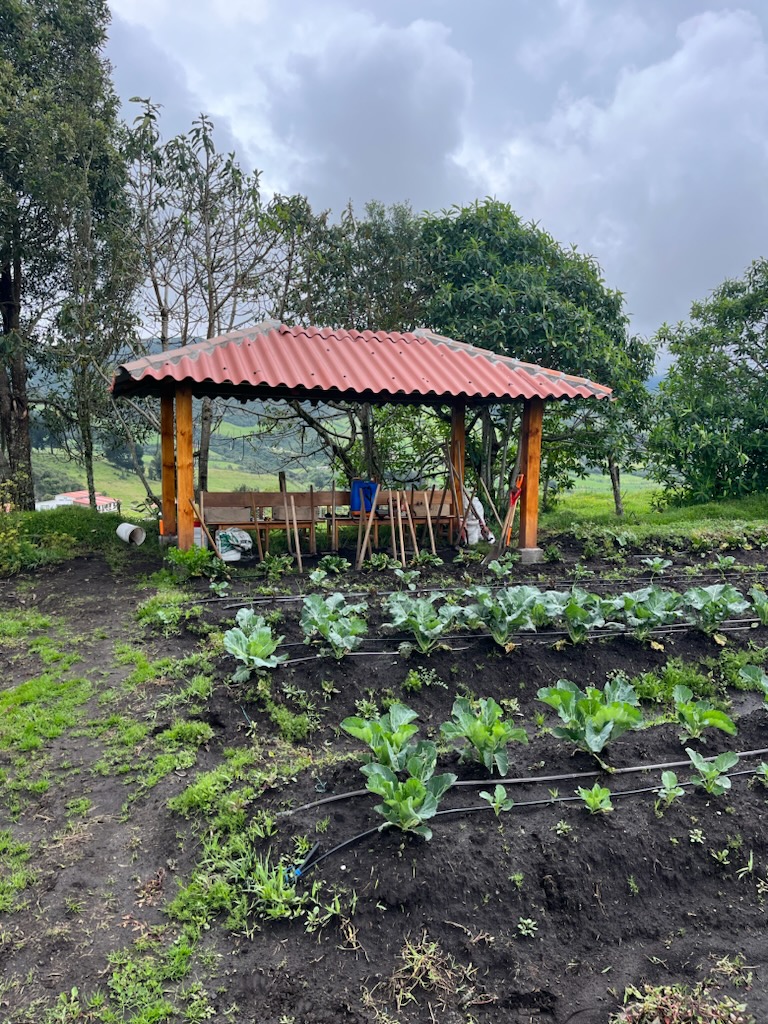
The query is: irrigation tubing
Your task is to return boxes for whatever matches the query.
[276,746,768,819]
[219,565,768,605]
[294,768,763,878]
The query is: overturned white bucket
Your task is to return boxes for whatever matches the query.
[116,522,146,546]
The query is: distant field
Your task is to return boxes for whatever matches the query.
[34,453,766,531]
[33,450,276,511]
[541,472,768,533]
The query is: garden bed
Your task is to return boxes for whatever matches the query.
[1,539,768,1023]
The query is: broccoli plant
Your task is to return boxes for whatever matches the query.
[382,592,460,655]
[654,770,685,816]
[610,586,683,641]
[672,685,737,742]
[686,748,739,796]
[341,703,422,772]
[461,586,540,648]
[536,677,643,758]
[681,584,750,634]
[300,592,368,659]
[223,608,288,681]
[577,782,613,814]
[361,743,456,840]
[749,585,768,626]
[479,784,514,816]
[440,696,528,775]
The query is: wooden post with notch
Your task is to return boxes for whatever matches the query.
[517,397,544,551]
[175,386,195,550]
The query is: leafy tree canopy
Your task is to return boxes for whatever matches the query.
[649,258,768,503]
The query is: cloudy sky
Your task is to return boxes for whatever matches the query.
[106,0,768,348]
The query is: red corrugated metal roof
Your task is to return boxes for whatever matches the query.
[112,321,612,404]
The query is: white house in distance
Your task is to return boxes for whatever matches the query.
[35,490,120,513]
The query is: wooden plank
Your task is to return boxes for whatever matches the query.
[518,397,544,549]
[175,386,195,550]
[160,394,176,535]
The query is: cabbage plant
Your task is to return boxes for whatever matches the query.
[300,592,368,659]
[223,608,288,681]
[536,677,643,757]
[440,696,528,775]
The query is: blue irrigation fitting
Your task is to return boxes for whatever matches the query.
[287,841,321,880]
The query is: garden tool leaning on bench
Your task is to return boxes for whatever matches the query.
[481,473,525,565]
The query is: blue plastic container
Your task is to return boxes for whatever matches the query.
[350,480,377,515]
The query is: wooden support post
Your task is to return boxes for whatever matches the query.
[517,397,544,551]
[175,386,194,550]
[160,394,177,536]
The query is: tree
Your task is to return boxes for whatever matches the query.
[649,260,768,503]
[39,128,139,509]
[264,200,442,483]
[419,199,656,510]
[127,103,288,491]
[0,0,122,508]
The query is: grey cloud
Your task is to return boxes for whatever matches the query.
[260,15,475,212]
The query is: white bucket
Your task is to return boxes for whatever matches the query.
[116,522,146,546]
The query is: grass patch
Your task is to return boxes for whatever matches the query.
[0,674,93,752]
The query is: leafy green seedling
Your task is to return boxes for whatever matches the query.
[686,748,739,796]
[754,763,768,787]
[654,770,685,816]
[536,677,642,759]
[317,554,351,575]
[393,568,421,591]
[479,784,514,817]
[681,584,750,634]
[640,556,672,577]
[671,685,737,742]
[738,665,768,698]
[223,608,288,681]
[440,696,528,775]
[361,746,456,840]
[341,703,420,772]
[382,592,460,655]
[749,586,768,626]
[516,917,538,937]
[577,782,614,814]
[300,592,368,659]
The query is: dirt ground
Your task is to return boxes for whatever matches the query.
[1,540,767,1024]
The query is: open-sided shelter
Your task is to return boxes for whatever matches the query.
[111,321,612,551]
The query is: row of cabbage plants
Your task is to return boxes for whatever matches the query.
[224,583,768,674]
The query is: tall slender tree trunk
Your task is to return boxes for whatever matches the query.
[198,396,213,493]
[608,455,624,516]
[0,255,35,509]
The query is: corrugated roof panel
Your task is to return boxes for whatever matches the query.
[113,322,612,403]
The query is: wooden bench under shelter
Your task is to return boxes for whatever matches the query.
[199,485,458,560]
[199,489,354,556]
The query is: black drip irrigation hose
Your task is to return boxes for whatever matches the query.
[276,746,768,819]
[292,766,764,878]
[221,568,768,611]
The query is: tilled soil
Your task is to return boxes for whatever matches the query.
[1,544,767,1024]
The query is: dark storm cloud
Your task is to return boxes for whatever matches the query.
[258,15,475,213]
[105,0,768,342]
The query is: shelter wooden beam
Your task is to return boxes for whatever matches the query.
[517,397,544,551]
[175,386,195,549]
[160,394,177,536]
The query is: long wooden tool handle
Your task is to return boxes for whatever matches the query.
[355,484,380,569]
[189,499,225,561]
[403,497,419,557]
[289,495,303,573]
[477,475,504,532]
